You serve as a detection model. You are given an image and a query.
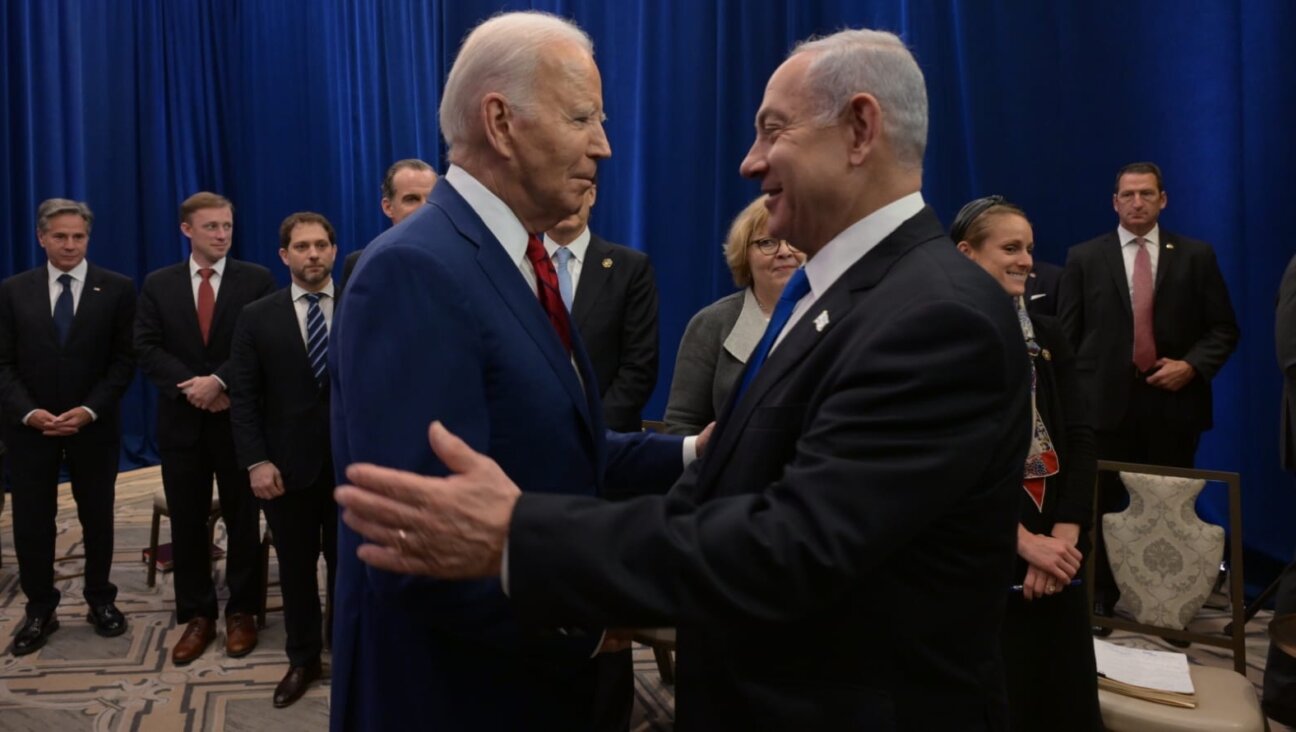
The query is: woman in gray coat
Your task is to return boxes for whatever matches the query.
[663,195,804,434]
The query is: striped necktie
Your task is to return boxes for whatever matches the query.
[304,292,328,385]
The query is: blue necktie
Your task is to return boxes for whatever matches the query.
[304,292,328,385]
[734,268,811,401]
[53,273,74,345]
[554,246,575,312]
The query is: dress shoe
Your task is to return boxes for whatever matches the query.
[10,613,59,656]
[87,603,128,637]
[225,613,258,658]
[172,617,216,665]
[273,658,323,708]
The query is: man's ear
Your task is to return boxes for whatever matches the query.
[481,93,516,159]
[845,92,882,166]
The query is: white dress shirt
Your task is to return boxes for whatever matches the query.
[544,227,591,294]
[290,281,336,344]
[772,191,926,352]
[189,254,227,304]
[1117,224,1161,298]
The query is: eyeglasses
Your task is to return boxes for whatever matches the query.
[749,238,799,255]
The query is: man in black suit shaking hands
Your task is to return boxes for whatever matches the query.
[0,199,136,655]
[135,192,275,665]
[230,212,339,708]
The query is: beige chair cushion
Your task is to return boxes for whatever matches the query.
[1099,665,1265,732]
[151,484,221,514]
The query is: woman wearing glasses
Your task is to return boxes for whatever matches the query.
[951,196,1100,731]
[663,195,805,435]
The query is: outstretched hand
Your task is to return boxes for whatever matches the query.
[335,421,521,579]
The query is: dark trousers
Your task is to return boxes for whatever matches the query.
[1092,378,1201,608]
[160,418,262,623]
[261,473,337,666]
[591,648,634,732]
[1003,583,1102,731]
[7,429,118,619]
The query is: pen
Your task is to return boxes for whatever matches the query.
[1010,579,1082,593]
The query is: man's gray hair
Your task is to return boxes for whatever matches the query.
[793,29,928,170]
[439,11,593,156]
[36,198,94,233]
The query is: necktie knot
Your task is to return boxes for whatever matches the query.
[779,268,811,305]
[57,273,73,287]
[199,267,214,281]
[525,234,548,265]
[304,292,322,306]
[554,247,573,268]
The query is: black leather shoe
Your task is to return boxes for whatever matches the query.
[87,603,128,637]
[11,613,59,656]
[273,658,323,708]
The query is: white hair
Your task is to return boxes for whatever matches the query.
[792,29,928,170]
[439,11,593,156]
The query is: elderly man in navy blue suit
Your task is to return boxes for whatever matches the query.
[327,11,698,731]
[338,26,1030,732]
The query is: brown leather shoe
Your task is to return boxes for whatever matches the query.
[225,613,258,658]
[172,617,215,665]
[273,658,323,708]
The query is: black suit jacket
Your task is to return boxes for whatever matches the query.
[569,233,659,432]
[339,249,363,293]
[229,287,332,491]
[1025,260,1062,316]
[0,264,136,444]
[509,208,1030,731]
[1277,254,1296,471]
[135,258,275,449]
[1057,229,1238,432]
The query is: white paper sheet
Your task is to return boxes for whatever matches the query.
[1093,639,1195,694]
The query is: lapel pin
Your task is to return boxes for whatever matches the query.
[92,287,102,292]
[1041,348,1052,361]
[1165,242,1175,250]
[813,310,830,332]
[602,258,613,269]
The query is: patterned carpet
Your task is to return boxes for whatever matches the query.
[0,465,1289,730]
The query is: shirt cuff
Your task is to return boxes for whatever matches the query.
[21,409,36,426]
[500,537,511,597]
[81,406,98,421]
[212,374,228,390]
[682,436,698,466]
[247,460,269,472]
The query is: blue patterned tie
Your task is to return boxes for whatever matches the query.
[53,273,74,345]
[304,293,328,386]
[734,268,811,401]
[554,246,575,312]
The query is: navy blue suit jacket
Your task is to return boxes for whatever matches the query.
[328,179,683,731]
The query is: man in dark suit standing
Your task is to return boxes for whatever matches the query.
[338,159,437,291]
[231,212,338,708]
[135,192,275,665]
[336,27,1030,731]
[1058,162,1239,619]
[545,180,659,730]
[545,182,658,434]
[0,199,135,655]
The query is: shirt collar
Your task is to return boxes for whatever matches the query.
[544,227,591,262]
[291,280,335,302]
[445,165,531,269]
[189,254,228,278]
[47,258,88,283]
[802,191,926,298]
[1118,224,1160,247]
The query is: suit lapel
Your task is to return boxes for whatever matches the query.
[64,264,102,345]
[1102,233,1132,319]
[210,259,240,341]
[273,288,310,368]
[698,207,943,488]
[433,183,596,440]
[570,235,609,329]
[24,268,60,346]
[1154,231,1175,294]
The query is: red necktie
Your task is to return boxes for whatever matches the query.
[197,268,215,345]
[524,234,572,353]
[1131,238,1156,372]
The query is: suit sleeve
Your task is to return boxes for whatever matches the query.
[508,298,1024,628]
[1278,255,1296,379]
[0,283,38,422]
[213,269,275,388]
[601,429,684,500]
[81,278,137,416]
[1181,246,1239,381]
[229,306,268,470]
[335,243,599,661]
[1056,251,1085,352]
[599,256,659,429]
[134,275,194,399]
[663,307,724,435]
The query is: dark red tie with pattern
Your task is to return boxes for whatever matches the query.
[524,234,572,353]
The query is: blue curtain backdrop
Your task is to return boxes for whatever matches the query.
[3,1,1295,586]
